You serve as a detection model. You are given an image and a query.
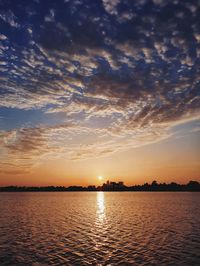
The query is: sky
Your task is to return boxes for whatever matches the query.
[0,0,200,186]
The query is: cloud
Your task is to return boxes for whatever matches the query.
[0,34,7,40]
[0,123,77,172]
[0,120,170,171]
[102,0,120,15]
[0,0,200,173]
[0,10,20,28]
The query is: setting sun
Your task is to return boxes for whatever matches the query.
[98,176,103,181]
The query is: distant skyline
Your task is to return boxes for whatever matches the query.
[1,180,200,192]
[0,0,200,186]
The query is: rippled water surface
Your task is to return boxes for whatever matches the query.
[0,192,200,265]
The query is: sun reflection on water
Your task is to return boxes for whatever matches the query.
[93,192,107,252]
[96,191,105,222]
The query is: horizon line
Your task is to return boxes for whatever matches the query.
[0,180,199,192]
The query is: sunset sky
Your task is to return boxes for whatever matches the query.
[0,0,200,186]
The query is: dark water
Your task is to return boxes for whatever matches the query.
[0,192,199,265]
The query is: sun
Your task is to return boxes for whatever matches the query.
[98,176,103,181]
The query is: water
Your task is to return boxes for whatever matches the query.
[0,192,199,265]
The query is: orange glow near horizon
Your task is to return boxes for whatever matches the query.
[0,132,199,187]
[0,118,199,187]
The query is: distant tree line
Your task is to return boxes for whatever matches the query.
[0,180,199,192]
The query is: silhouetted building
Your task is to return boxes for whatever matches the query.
[0,180,199,192]
[102,180,126,191]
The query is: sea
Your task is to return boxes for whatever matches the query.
[0,192,199,265]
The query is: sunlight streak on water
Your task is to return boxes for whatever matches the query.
[96,192,105,223]
[0,192,199,265]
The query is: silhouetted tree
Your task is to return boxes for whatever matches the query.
[0,180,199,192]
